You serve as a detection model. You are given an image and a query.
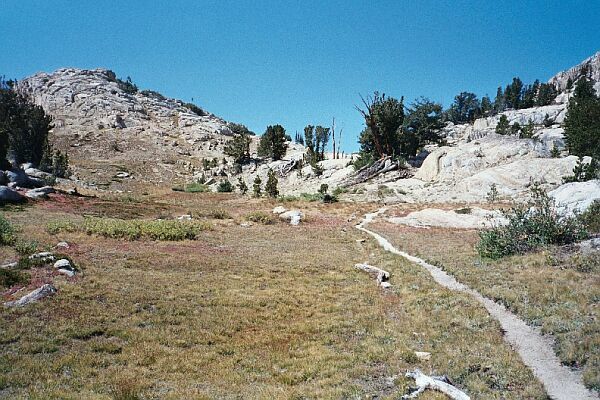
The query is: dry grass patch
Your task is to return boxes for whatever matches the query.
[0,198,549,398]
[370,216,600,392]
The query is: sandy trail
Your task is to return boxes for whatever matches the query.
[357,208,598,400]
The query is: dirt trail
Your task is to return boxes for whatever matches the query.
[357,208,598,400]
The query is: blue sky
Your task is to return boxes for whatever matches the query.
[1,1,599,152]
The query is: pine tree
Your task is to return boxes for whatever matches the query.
[564,78,600,159]
[265,169,279,198]
[237,177,248,195]
[257,125,288,160]
[520,120,535,139]
[252,175,262,197]
[496,115,510,135]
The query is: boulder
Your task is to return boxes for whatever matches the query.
[29,252,55,263]
[279,210,303,225]
[0,186,25,203]
[5,169,45,188]
[3,284,57,307]
[272,206,287,214]
[24,167,53,180]
[25,186,55,199]
[54,259,72,269]
[549,180,600,215]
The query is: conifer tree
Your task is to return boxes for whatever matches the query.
[265,169,279,198]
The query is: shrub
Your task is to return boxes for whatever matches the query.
[116,76,138,94]
[486,183,499,203]
[0,214,15,245]
[550,145,561,158]
[0,268,29,288]
[580,200,600,233]
[477,184,588,259]
[245,211,274,224]
[318,184,329,195]
[455,208,472,214]
[183,103,206,116]
[217,180,234,193]
[562,157,599,183]
[14,240,38,255]
[185,182,210,193]
[237,177,248,195]
[46,219,78,235]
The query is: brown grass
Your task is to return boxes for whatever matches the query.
[0,193,548,398]
[370,215,600,392]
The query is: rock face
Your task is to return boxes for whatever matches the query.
[388,207,506,229]
[16,68,235,188]
[549,180,600,215]
[548,51,600,91]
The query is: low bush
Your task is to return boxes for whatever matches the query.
[245,211,274,225]
[46,220,78,235]
[0,214,15,245]
[0,268,29,288]
[217,180,234,193]
[47,217,212,241]
[477,184,588,259]
[579,200,600,233]
[185,182,210,193]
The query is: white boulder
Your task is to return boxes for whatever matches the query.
[549,180,600,215]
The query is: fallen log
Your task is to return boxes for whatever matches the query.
[403,369,470,400]
[342,156,398,187]
[3,284,57,307]
[354,263,391,288]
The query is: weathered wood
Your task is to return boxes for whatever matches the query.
[403,369,470,400]
[354,263,391,288]
[4,284,57,307]
[342,156,402,187]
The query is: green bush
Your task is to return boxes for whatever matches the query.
[185,182,210,193]
[0,214,15,245]
[580,200,600,233]
[0,268,29,288]
[217,180,234,193]
[477,184,588,259]
[245,211,274,225]
[14,240,38,255]
[46,219,78,235]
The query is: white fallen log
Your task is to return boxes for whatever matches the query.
[403,369,470,400]
[354,263,391,288]
[3,284,57,307]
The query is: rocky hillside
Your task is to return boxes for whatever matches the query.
[16,68,237,190]
[14,52,600,204]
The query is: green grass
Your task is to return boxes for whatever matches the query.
[46,217,212,241]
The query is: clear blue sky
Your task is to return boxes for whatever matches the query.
[1,1,598,152]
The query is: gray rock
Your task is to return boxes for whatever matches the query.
[25,168,53,180]
[25,186,55,199]
[279,210,303,225]
[0,186,25,203]
[53,259,72,270]
[58,268,75,277]
[3,284,57,307]
[55,241,70,249]
[29,252,55,263]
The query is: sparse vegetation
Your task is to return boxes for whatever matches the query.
[245,211,274,224]
[47,216,212,241]
[0,214,16,245]
[477,184,588,259]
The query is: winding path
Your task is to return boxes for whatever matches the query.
[357,208,598,400]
